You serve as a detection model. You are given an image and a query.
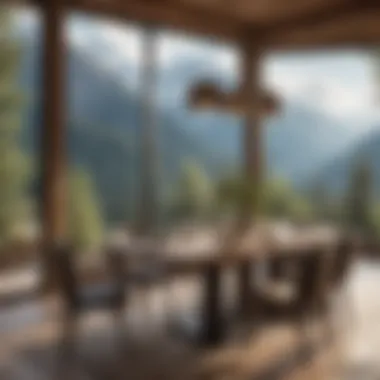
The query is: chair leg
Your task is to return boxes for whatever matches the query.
[139,286,153,333]
[298,312,312,345]
[159,280,171,334]
[60,310,77,356]
[114,307,126,331]
[298,303,322,350]
[112,307,127,349]
[320,303,336,347]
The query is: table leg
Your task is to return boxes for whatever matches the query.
[297,255,318,310]
[200,263,224,345]
[238,261,252,317]
[267,259,286,280]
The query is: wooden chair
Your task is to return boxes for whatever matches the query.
[127,248,168,331]
[328,238,356,290]
[252,255,312,320]
[54,243,127,343]
[292,239,356,347]
[252,241,355,347]
[318,239,356,339]
[248,248,329,352]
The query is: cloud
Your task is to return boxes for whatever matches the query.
[68,15,142,65]
[264,53,380,129]
[156,32,238,74]
[317,81,378,120]
[12,5,40,35]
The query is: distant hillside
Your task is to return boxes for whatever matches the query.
[17,24,364,221]
[20,36,229,222]
[308,129,380,196]
[176,100,359,184]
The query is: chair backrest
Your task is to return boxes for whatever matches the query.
[297,250,321,302]
[106,246,127,287]
[54,243,78,308]
[329,239,355,288]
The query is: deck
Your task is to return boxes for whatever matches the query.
[1,258,378,380]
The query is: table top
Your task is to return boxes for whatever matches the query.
[111,225,342,275]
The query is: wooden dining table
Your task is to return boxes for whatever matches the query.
[118,227,341,345]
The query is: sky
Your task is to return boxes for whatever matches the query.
[15,7,380,136]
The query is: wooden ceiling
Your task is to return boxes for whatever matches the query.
[17,0,380,49]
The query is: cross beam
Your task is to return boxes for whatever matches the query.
[66,0,243,42]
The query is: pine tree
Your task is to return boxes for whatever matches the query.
[345,156,373,232]
[0,8,30,245]
[171,159,214,222]
[68,168,104,252]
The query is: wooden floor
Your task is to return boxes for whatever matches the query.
[1,260,379,380]
[0,298,336,380]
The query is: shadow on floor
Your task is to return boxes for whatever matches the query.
[1,322,325,380]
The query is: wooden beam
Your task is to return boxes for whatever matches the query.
[11,0,380,50]
[237,42,263,316]
[40,0,67,286]
[260,0,360,33]
[4,0,242,41]
[241,44,262,215]
[66,0,242,42]
[264,9,380,50]
[136,27,158,236]
[258,0,380,49]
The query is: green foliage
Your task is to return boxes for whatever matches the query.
[216,174,314,223]
[217,174,262,217]
[170,159,214,222]
[262,178,294,217]
[308,181,329,220]
[0,8,31,245]
[68,168,104,252]
[262,178,314,222]
[0,148,31,242]
[369,202,380,237]
[344,156,373,231]
[306,181,345,223]
[288,196,314,223]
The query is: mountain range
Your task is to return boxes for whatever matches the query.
[16,18,371,221]
[310,129,380,197]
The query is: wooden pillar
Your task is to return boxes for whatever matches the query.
[200,263,224,345]
[137,27,158,237]
[242,44,262,217]
[296,252,321,313]
[40,0,67,288]
[238,42,263,315]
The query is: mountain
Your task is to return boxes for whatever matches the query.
[19,34,230,222]
[171,99,360,184]
[16,19,364,222]
[264,103,360,183]
[156,52,360,183]
[309,129,380,196]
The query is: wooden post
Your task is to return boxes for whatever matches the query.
[238,42,263,315]
[242,44,262,218]
[40,0,67,289]
[200,263,224,345]
[136,27,158,237]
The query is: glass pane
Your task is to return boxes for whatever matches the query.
[0,6,42,302]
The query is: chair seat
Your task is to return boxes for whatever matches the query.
[78,282,124,310]
[128,265,166,286]
[260,281,298,304]
[252,281,299,319]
